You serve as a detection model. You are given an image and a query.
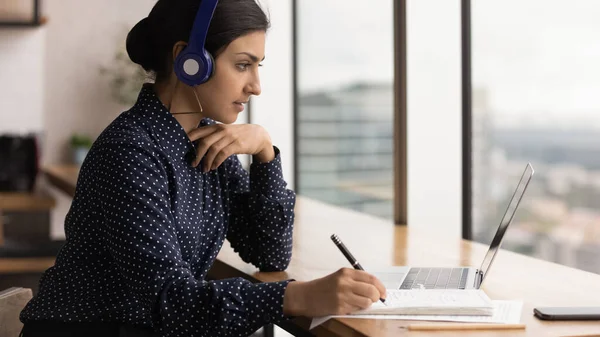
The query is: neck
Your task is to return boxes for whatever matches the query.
[153,80,205,134]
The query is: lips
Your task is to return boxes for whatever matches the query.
[233,102,245,112]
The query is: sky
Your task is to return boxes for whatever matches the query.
[472,0,600,127]
[296,0,394,92]
[297,0,600,127]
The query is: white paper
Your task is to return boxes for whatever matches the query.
[310,300,523,330]
[354,289,494,315]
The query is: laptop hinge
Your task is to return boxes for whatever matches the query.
[475,269,484,288]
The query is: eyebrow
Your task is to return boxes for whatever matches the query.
[235,52,265,63]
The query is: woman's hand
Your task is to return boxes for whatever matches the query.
[187,124,274,172]
[283,268,387,317]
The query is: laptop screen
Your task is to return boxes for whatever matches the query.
[479,163,535,284]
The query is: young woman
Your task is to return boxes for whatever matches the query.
[20,1,386,336]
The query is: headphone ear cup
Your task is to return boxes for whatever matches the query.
[174,49,215,86]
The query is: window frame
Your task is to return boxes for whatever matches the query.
[462,0,473,239]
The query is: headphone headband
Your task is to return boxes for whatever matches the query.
[174,0,219,86]
[188,0,218,51]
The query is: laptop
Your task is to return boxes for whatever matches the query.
[374,163,535,290]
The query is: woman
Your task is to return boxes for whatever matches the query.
[20,0,386,336]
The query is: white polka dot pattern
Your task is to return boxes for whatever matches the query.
[20,85,297,337]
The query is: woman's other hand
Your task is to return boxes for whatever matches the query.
[187,124,274,171]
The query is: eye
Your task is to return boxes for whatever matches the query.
[236,63,250,71]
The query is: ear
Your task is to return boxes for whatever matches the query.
[172,41,188,62]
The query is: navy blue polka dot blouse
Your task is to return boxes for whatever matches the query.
[20,85,296,336]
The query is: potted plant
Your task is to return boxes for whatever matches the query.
[70,133,93,166]
[99,27,148,107]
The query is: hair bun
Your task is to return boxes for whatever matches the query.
[126,17,154,71]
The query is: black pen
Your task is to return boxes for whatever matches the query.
[330,234,386,305]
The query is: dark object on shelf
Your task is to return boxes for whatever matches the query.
[0,134,39,192]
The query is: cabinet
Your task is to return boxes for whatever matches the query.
[0,193,63,258]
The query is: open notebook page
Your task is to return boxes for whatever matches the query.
[354,289,494,316]
[310,300,523,330]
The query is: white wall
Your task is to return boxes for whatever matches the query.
[1,1,154,161]
[0,28,45,134]
[252,0,295,189]
[407,0,462,237]
[44,0,155,239]
[42,0,155,165]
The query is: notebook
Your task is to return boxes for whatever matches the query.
[353,289,494,316]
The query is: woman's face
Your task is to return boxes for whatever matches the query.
[193,30,265,124]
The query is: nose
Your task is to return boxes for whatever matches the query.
[246,72,261,97]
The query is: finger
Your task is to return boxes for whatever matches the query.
[338,304,363,316]
[372,277,387,300]
[204,137,235,172]
[187,125,219,142]
[348,270,387,300]
[345,293,374,311]
[193,132,226,167]
[210,143,236,171]
[332,289,365,315]
[349,280,381,303]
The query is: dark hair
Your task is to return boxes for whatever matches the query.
[126,0,270,81]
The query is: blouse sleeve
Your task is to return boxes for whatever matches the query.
[223,146,296,271]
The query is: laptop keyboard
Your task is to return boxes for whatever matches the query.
[399,268,469,289]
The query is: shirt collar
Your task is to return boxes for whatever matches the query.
[134,84,204,164]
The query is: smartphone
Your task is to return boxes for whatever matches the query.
[534,307,600,321]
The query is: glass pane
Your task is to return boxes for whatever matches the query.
[296,1,394,219]
[472,0,600,274]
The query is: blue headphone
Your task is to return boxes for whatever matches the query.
[174,0,219,86]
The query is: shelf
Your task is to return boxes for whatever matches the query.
[0,16,47,28]
[0,256,55,274]
[0,192,56,212]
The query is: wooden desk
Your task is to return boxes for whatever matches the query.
[43,165,600,336]
[0,193,56,212]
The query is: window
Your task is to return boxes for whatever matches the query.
[470,0,600,274]
[294,1,396,219]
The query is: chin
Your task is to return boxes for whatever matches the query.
[215,115,238,125]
